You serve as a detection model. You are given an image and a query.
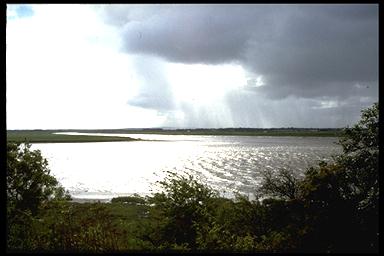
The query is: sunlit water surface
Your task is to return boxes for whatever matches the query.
[32,134,341,200]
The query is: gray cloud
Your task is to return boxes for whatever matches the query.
[102,4,264,64]
[99,4,378,128]
[223,90,373,128]
[101,4,377,99]
[243,5,378,99]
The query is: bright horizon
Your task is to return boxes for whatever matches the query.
[6,4,378,130]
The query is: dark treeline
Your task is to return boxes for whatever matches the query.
[6,103,378,252]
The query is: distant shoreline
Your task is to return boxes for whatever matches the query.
[7,128,342,143]
[6,130,141,143]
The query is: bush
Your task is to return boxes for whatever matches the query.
[144,171,218,250]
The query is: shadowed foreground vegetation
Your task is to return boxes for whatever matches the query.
[6,103,378,252]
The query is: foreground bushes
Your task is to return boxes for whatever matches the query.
[7,170,378,252]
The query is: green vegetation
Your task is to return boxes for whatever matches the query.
[6,103,378,252]
[7,130,140,143]
[7,142,71,250]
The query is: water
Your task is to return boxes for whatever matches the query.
[32,134,341,200]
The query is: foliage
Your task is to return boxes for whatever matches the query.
[299,103,379,252]
[256,102,379,252]
[36,202,124,252]
[144,171,218,250]
[7,142,71,215]
[8,202,131,252]
[7,142,72,251]
[339,102,378,154]
[336,102,379,212]
[257,168,302,200]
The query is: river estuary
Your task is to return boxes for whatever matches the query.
[32,134,342,201]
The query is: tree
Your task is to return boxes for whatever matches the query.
[336,102,379,211]
[7,142,70,215]
[257,168,301,200]
[299,103,379,252]
[7,142,71,250]
[257,102,379,252]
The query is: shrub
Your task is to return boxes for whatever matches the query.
[144,171,218,250]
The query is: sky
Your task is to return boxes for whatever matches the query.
[6,4,378,129]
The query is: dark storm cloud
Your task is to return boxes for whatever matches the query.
[101,4,378,101]
[105,5,275,64]
[243,4,378,99]
[99,4,377,128]
[102,4,265,64]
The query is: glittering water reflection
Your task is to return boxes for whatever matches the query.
[32,135,341,200]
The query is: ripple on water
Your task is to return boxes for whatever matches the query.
[31,136,341,199]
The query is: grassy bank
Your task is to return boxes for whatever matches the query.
[6,130,140,143]
[7,199,152,252]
